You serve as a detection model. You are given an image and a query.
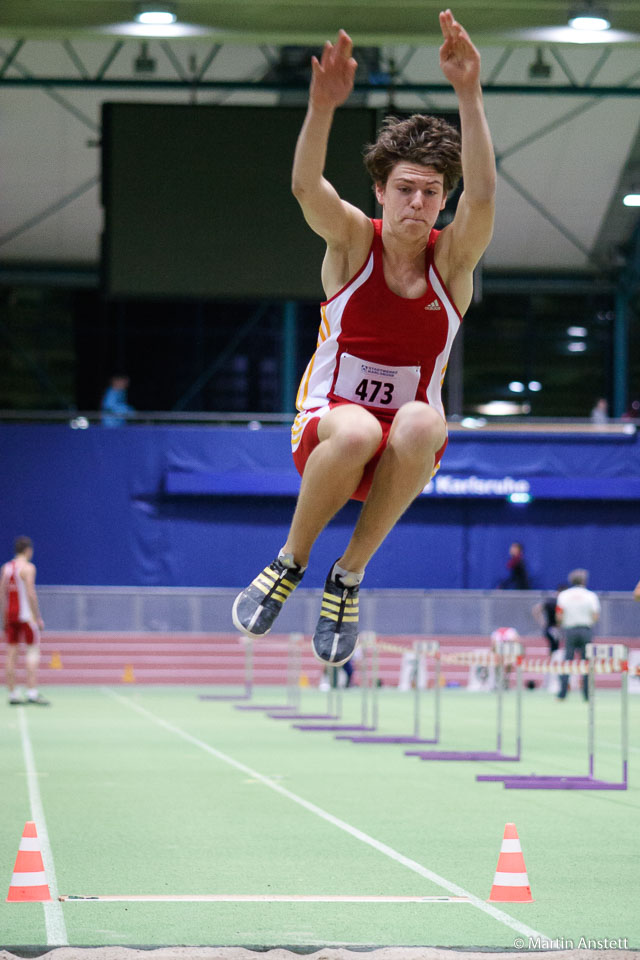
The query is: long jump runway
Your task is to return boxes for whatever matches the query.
[1,686,638,951]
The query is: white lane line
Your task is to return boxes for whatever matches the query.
[61,894,470,903]
[17,707,68,946]
[103,688,548,942]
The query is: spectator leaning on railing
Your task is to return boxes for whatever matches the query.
[101,374,135,428]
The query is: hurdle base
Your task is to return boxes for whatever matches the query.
[476,773,627,790]
[267,713,339,721]
[406,750,520,761]
[336,734,438,744]
[292,724,376,732]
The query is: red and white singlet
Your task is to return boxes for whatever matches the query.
[292,219,462,454]
[2,559,38,644]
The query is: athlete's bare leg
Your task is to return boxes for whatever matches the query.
[5,644,19,693]
[338,401,446,572]
[233,402,441,647]
[26,657,38,690]
[283,404,383,566]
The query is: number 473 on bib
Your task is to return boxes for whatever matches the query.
[354,378,394,405]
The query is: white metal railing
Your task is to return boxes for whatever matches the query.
[36,586,640,637]
[0,410,637,435]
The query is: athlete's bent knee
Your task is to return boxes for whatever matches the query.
[392,402,446,453]
[25,645,41,668]
[334,425,382,462]
[319,407,383,462]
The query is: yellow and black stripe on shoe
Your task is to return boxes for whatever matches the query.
[232,555,304,638]
[311,573,359,666]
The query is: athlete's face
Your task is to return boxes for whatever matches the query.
[375,163,447,236]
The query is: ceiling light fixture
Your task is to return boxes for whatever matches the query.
[568,2,610,31]
[460,417,487,429]
[134,3,177,25]
[528,47,552,80]
[475,401,531,416]
[623,193,640,207]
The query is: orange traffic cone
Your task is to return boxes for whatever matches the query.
[49,651,63,670]
[6,821,51,902]
[488,822,533,902]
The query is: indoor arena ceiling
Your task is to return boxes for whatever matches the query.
[1,1,640,44]
[0,0,639,277]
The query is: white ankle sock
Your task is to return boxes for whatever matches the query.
[278,550,307,573]
[331,561,364,587]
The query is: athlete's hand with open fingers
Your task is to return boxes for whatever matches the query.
[310,29,358,110]
[438,8,481,92]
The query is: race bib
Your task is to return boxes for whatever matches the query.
[333,353,420,411]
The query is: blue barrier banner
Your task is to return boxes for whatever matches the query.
[423,474,640,500]
[165,469,300,497]
[166,468,640,500]
[1,424,639,589]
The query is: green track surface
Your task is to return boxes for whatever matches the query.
[2,684,638,950]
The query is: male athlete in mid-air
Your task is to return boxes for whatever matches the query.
[234,9,495,665]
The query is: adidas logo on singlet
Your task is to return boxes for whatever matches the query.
[424,299,440,311]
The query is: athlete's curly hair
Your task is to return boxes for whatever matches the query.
[363,114,462,194]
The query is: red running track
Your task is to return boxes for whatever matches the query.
[1,632,635,687]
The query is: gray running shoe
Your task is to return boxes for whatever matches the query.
[232,555,304,638]
[27,694,51,706]
[311,566,360,666]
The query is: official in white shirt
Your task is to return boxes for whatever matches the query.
[555,569,600,701]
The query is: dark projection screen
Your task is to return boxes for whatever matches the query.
[101,103,378,300]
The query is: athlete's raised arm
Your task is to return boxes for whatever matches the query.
[291,30,371,250]
[435,9,496,313]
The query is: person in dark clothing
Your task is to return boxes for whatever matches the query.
[532,584,565,653]
[499,541,529,589]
